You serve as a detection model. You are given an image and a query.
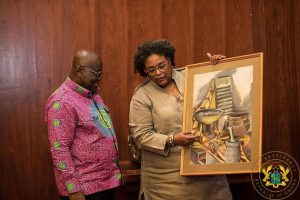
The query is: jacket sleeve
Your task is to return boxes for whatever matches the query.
[46,100,81,194]
[129,96,170,156]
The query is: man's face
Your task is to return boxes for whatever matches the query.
[78,61,103,94]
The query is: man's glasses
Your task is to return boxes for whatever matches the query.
[79,66,102,78]
[145,62,169,74]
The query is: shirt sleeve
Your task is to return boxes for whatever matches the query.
[46,100,81,194]
[129,96,170,156]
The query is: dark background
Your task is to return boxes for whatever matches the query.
[0,0,299,199]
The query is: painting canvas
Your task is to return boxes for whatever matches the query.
[180,53,263,175]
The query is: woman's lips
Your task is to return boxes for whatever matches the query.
[156,77,165,82]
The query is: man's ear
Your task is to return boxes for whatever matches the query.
[75,66,84,77]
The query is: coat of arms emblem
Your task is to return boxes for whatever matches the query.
[262,164,290,188]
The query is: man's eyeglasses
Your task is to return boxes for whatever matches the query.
[145,62,169,74]
[79,66,102,78]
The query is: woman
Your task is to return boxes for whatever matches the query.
[129,39,232,200]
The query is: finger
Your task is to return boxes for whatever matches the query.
[216,55,226,60]
[194,136,200,142]
[206,53,212,59]
[184,132,197,138]
[189,138,196,145]
[207,53,214,62]
[219,54,226,59]
[186,135,198,140]
[183,131,193,135]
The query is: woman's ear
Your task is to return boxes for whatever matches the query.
[143,68,148,75]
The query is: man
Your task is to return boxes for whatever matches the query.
[45,50,122,200]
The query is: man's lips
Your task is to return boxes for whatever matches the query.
[92,83,99,90]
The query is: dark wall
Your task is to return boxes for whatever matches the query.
[0,0,299,199]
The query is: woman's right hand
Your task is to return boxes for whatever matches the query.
[173,131,198,147]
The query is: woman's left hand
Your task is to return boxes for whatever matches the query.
[207,53,226,65]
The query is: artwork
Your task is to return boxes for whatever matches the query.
[180,53,263,175]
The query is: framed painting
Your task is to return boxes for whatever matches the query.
[180,53,263,175]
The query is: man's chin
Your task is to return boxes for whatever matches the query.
[92,87,99,94]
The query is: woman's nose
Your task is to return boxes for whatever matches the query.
[155,69,162,75]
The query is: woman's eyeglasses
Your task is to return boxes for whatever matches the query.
[145,62,169,74]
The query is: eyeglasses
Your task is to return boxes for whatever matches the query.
[145,62,169,74]
[79,66,103,78]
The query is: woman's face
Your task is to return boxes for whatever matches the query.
[144,54,172,88]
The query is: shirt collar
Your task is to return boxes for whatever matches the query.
[65,77,94,98]
[171,69,184,95]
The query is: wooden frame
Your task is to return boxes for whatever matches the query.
[180,53,263,175]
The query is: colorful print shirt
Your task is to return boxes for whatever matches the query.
[45,78,122,196]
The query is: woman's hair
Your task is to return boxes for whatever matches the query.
[134,39,175,77]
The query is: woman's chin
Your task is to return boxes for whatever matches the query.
[156,79,170,88]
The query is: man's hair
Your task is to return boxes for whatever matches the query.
[134,39,175,77]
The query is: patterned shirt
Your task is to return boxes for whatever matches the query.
[45,78,122,196]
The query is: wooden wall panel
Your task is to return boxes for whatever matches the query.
[53,0,95,80]
[161,0,195,66]
[225,0,253,56]
[0,0,39,199]
[263,0,297,153]
[293,1,300,197]
[295,1,300,150]
[251,0,267,53]
[0,0,299,199]
[194,0,227,62]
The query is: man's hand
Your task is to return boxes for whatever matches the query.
[69,192,85,200]
[173,131,198,147]
[207,53,226,65]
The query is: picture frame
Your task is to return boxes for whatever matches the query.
[180,53,263,175]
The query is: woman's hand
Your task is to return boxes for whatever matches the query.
[173,131,198,147]
[207,53,226,65]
